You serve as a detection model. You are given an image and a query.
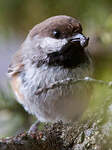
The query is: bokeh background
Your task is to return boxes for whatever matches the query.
[0,0,112,137]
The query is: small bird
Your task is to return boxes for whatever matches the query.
[8,15,92,125]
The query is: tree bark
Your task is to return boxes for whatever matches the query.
[0,115,111,150]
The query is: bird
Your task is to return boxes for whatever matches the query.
[8,15,93,129]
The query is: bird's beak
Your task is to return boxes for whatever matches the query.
[68,33,89,48]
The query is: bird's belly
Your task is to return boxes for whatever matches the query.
[23,82,90,122]
[18,65,91,122]
[37,83,90,122]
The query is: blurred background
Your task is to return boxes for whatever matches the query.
[0,0,112,137]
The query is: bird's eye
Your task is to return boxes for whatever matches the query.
[53,30,61,39]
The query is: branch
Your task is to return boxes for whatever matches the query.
[0,119,104,150]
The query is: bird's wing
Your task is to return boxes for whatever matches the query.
[8,50,24,77]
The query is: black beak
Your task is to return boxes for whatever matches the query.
[68,33,89,48]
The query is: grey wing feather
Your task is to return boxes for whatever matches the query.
[8,50,24,77]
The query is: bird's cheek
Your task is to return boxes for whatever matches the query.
[40,37,68,54]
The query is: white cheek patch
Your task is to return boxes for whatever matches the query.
[40,37,67,53]
[33,35,68,54]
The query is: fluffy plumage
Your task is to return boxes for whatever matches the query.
[8,15,92,122]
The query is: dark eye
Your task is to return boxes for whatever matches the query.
[53,30,61,39]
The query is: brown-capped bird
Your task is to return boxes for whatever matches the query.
[8,15,92,126]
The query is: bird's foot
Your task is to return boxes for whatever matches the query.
[28,120,41,134]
